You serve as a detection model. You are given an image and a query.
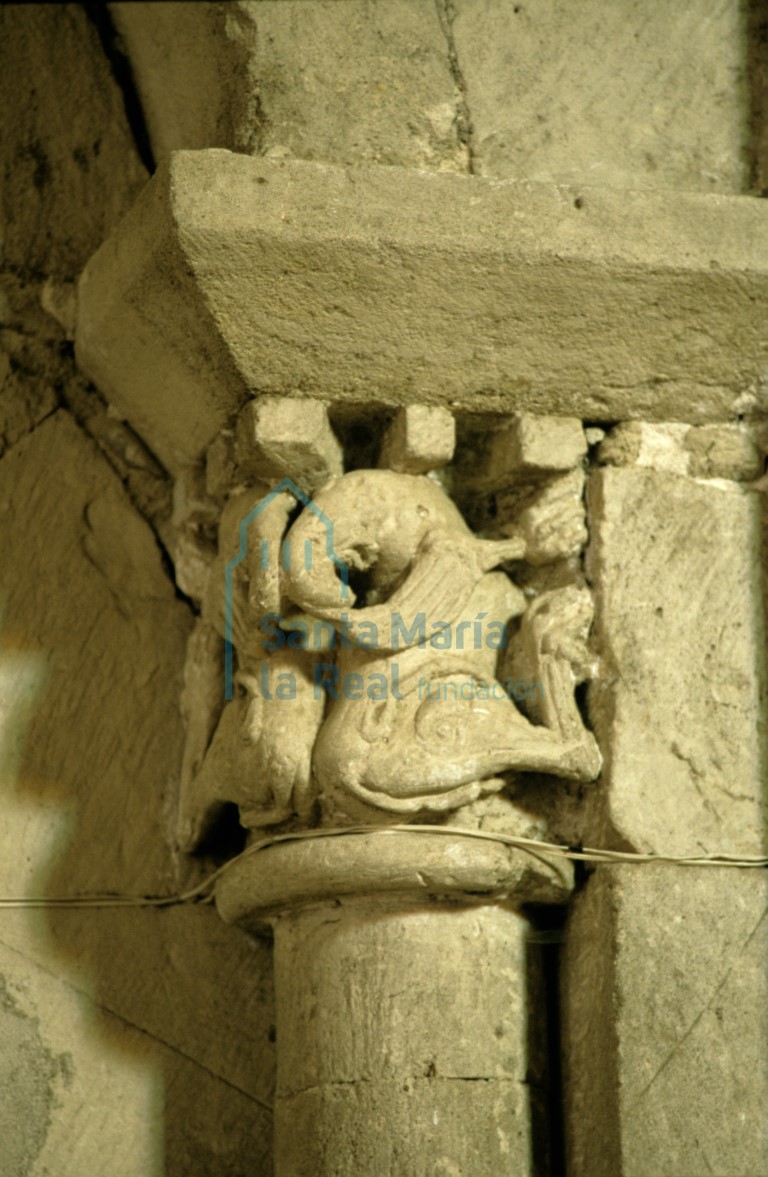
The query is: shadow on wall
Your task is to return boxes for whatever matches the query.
[0,412,275,1175]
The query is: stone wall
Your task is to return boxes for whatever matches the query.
[1,3,766,1175]
[0,7,274,1174]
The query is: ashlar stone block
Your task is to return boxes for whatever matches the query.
[76,150,768,472]
[378,404,456,473]
[562,866,768,1177]
[496,414,586,479]
[451,0,748,194]
[236,395,342,492]
[598,421,762,481]
[586,463,767,858]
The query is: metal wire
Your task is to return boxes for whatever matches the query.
[0,823,764,910]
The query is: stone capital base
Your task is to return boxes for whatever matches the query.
[215,828,573,932]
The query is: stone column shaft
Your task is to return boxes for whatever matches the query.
[217,829,572,1175]
[273,899,532,1176]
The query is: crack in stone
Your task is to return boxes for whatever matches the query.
[0,932,274,1116]
[82,3,156,174]
[279,1075,520,1101]
[634,904,768,1102]
[435,0,476,174]
[53,395,195,615]
[109,1006,275,1116]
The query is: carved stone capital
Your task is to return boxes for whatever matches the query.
[173,398,601,896]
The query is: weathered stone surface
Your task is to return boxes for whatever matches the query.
[168,465,218,603]
[564,424,768,1177]
[273,901,536,1176]
[112,0,750,196]
[0,357,56,456]
[452,0,749,193]
[168,527,215,606]
[0,937,273,1177]
[245,0,468,172]
[379,404,456,474]
[0,411,276,1167]
[9,11,765,1176]
[172,463,217,529]
[0,276,72,459]
[40,278,78,339]
[109,1,262,161]
[0,5,147,276]
[1,275,170,537]
[598,420,762,481]
[77,151,768,470]
[111,0,467,172]
[685,423,762,481]
[457,416,585,495]
[586,465,767,857]
[0,412,188,900]
[205,430,236,499]
[217,831,572,930]
[179,618,223,829]
[278,1078,523,1177]
[509,470,588,566]
[497,414,586,477]
[0,945,162,1177]
[750,0,768,195]
[236,395,343,491]
[562,866,768,1177]
[598,421,694,474]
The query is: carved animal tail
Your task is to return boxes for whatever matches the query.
[342,775,493,814]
